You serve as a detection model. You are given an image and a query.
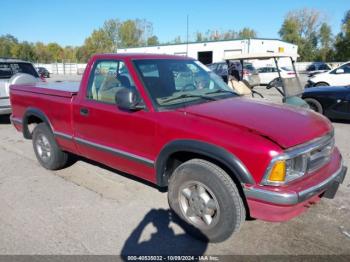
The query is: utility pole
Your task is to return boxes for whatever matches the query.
[186,15,189,56]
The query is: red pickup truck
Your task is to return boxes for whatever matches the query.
[10,54,347,242]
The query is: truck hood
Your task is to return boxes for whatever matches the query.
[176,98,332,149]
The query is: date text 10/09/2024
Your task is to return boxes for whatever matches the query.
[126,255,220,261]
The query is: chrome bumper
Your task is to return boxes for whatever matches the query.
[0,97,11,115]
[0,106,12,115]
[244,166,347,205]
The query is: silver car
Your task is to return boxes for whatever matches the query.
[0,59,40,115]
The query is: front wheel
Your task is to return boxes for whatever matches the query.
[304,98,323,114]
[168,159,246,242]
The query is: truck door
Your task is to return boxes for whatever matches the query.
[73,59,157,182]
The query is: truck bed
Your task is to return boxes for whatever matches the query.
[10,81,78,154]
[10,81,80,98]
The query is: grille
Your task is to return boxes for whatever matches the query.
[307,135,335,172]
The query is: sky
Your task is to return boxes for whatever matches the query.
[0,0,349,47]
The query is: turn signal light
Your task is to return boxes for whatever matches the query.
[268,160,286,182]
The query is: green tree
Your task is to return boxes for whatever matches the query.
[118,20,143,47]
[34,42,51,63]
[11,41,37,61]
[0,34,18,58]
[279,18,301,44]
[318,23,333,61]
[238,28,257,38]
[279,8,322,61]
[335,10,350,61]
[147,35,159,46]
[47,43,64,62]
[103,19,121,52]
[63,46,77,61]
[84,29,114,57]
[75,46,89,63]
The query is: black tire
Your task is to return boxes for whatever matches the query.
[32,123,68,170]
[315,82,329,87]
[304,98,323,114]
[168,159,245,242]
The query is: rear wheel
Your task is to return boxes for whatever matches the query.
[32,123,68,170]
[168,159,245,242]
[304,98,323,114]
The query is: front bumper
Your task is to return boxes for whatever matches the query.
[244,166,346,206]
[244,149,347,222]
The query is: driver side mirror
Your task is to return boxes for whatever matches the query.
[336,68,344,74]
[115,87,145,111]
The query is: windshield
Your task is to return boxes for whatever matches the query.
[0,62,39,79]
[133,59,236,108]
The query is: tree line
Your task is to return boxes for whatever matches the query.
[0,9,349,63]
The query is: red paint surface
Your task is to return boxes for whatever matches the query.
[9,53,341,222]
[246,148,342,221]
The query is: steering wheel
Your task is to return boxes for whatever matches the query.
[181,84,197,91]
[266,78,281,89]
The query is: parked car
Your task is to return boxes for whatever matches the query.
[306,61,350,87]
[302,85,350,120]
[10,53,347,242]
[305,62,331,77]
[36,67,50,78]
[0,58,40,115]
[208,61,260,86]
[257,66,296,85]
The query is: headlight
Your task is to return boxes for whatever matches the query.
[262,133,334,186]
[263,155,308,185]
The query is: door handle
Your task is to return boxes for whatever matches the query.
[80,108,89,116]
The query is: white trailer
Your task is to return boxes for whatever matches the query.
[117,38,298,65]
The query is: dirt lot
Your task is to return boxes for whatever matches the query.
[0,75,349,255]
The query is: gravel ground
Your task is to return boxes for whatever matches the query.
[0,74,349,255]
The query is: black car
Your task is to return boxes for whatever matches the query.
[36,67,50,78]
[302,85,350,120]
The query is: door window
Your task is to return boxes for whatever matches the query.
[340,63,350,73]
[331,63,350,74]
[87,60,135,104]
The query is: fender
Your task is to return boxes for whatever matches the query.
[22,107,53,139]
[156,139,255,187]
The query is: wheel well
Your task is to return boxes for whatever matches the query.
[23,115,44,139]
[304,97,323,112]
[164,151,251,217]
[315,81,329,86]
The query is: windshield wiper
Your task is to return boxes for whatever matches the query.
[160,94,217,103]
[205,89,236,95]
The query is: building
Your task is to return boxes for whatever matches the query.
[117,38,298,65]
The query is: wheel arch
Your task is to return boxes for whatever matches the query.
[22,107,53,139]
[155,140,255,187]
[314,81,329,87]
